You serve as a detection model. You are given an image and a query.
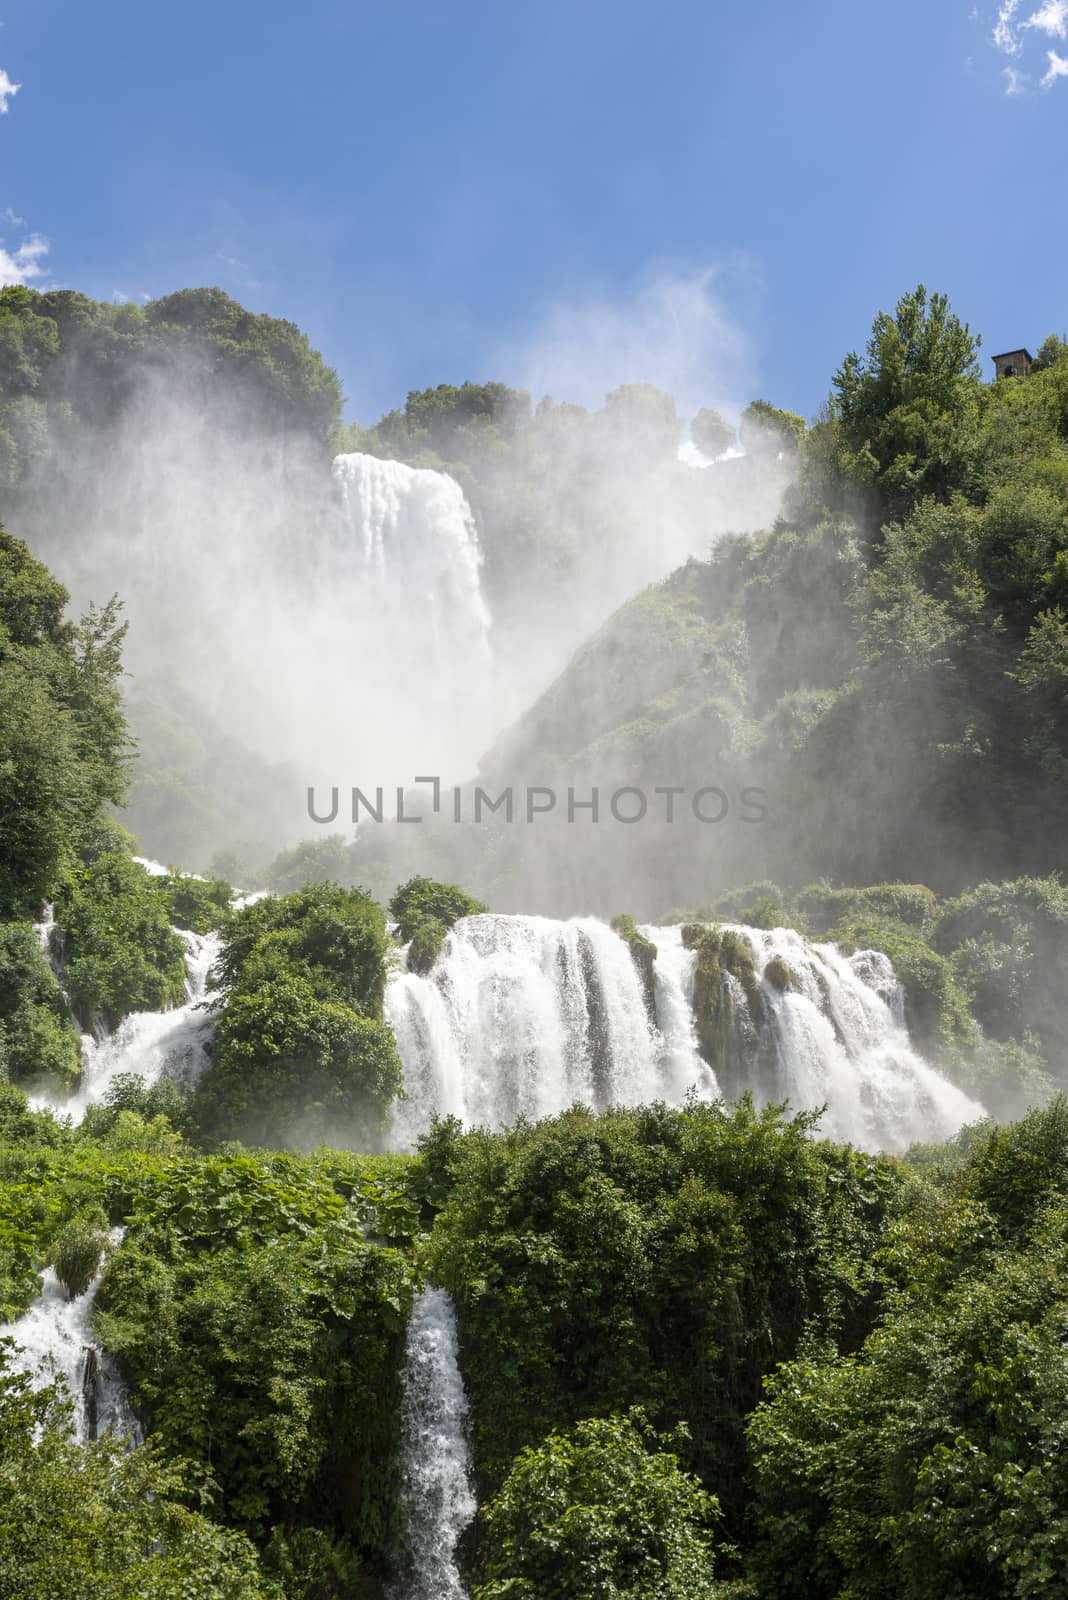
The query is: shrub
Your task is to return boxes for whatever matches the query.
[474,1411,722,1600]
[52,1214,108,1299]
[0,922,81,1087]
[193,976,403,1148]
[55,850,187,1030]
[158,871,233,934]
[388,876,487,944]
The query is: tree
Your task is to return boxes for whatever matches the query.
[691,407,736,459]
[740,399,805,458]
[473,1411,722,1600]
[832,285,983,515]
[0,1351,277,1600]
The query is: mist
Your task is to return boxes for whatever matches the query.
[9,271,794,884]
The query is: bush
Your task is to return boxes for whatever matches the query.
[474,1411,722,1600]
[55,850,187,1030]
[214,884,391,1018]
[423,1099,907,1525]
[0,921,80,1087]
[51,1214,108,1299]
[158,871,233,934]
[406,914,447,975]
[388,876,487,944]
[193,976,403,1148]
[0,1350,276,1600]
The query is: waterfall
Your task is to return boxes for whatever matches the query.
[29,928,220,1124]
[333,452,491,664]
[725,925,984,1152]
[384,915,981,1153]
[384,914,718,1148]
[0,1233,141,1447]
[390,1287,476,1600]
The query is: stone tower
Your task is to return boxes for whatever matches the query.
[992,348,1033,380]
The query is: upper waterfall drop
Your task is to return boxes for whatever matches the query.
[332,452,492,665]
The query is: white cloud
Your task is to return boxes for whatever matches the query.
[1004,62,1029,88]
[1042,45,1068,79]
[1,206,24,226]
[994,0,1023,53]
[1025,0,1068,36]
[0,67,20,113]
[0,232,48,288]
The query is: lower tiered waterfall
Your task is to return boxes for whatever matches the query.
[0,1235,140,1447]
[390,1287,476,1600]
[384,915,717,1148]
[30,928,219,1125]
[385,916,982,1153]
[722,925,983,1151]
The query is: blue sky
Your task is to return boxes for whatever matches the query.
[1,0,1065,427]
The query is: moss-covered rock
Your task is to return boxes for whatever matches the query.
[610,914,658,1013]
[407,914,447,975]
[764,955,800,993]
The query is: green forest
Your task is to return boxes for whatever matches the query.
[1,280,1068,1597]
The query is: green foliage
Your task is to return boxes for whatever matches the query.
[832,284,983,515]
[0,286,342,480]
[51,1212,107,1298]
[0,1349,277,1599]
[740,400,806,458]
[194,884,401,1146]
[691,407,736,459]
[55,850,187,1031]
[0,921,81,1087]
[214,883,391,1016]
[405,915,447,975]
[388,876,488,943]
[158,871,233,933]
[764,955,799,992]
[421,1099,908,1526]
[95,1152,416,1559]
[474,1410,722,1600]
[0,523,132,917]
[194,977,402,1148]
[746,1190,1068,1600]
[265,836,356,895]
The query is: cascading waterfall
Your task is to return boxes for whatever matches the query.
[384,916,982,1153]
[390,1287,476,1600]
[384,914,717,1148]
[12,906,219,1447]
[333,452,492,667]
[0,1231,141,1447]
[723,925,984,1152]
[29,927,220,1125]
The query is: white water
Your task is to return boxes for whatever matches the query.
[390,1287,476,1600]
[734,926,984,1152]
[0,1233,141,1447]
[29,928,220,1124]
[384,915,717,1147]
[384,915,980,1153]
